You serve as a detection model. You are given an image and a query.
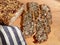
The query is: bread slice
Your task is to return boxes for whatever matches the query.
[22,11,34,37]
[33,4,52,43]
[21,2,52,43]
[22,2,40,37]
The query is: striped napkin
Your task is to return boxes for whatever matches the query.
[0,25,27,45]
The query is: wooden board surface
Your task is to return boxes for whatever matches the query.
[13,0,60,45]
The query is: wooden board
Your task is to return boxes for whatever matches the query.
[13,0,60,45]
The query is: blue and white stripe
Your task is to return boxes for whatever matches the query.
[0,25,27,45]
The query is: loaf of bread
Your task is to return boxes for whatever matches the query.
[0,0,22,25]
[21,2,52,43]
[33,4,52,43]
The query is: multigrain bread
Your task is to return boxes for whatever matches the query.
[33,15,51,43]
[39,4,52,25]
[22,2,40,37]
[0,0,22,25]
[33,4,52,43]
[22,3,35,37]
[21,2,52,43]
[22,11,34,37]
[27,2,39,19]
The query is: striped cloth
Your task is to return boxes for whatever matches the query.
[0,25,27,45]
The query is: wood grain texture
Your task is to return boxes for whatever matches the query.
[13,0,60,45]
